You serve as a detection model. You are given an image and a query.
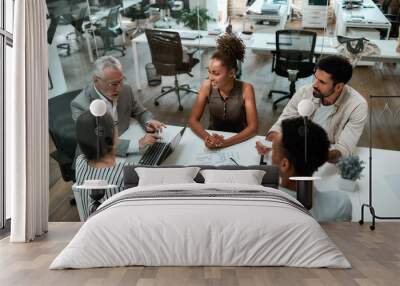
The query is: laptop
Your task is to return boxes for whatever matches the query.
[138,126,187,166]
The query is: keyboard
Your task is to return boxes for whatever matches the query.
[138,142,167,166]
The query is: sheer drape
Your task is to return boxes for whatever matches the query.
[7,0,49,242]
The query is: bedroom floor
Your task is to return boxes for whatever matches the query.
[1,222,399,286]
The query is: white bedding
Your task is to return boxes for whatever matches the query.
[50,183,351,269]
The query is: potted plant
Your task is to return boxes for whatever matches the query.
[336,155,365,192]
[176,7,215,30]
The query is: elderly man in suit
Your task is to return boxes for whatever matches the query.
[71,55,165,156]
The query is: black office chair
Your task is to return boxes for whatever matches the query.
[268,29,316,110]
[145,29,199,111]
[378,0,400,38]
[64,6,89,41]
[48,90,81,184]
[93,6,126,57]
[124,0,151,34]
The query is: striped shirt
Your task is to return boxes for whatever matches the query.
[74,154,132,221]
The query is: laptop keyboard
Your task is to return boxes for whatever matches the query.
[138,142,167,166]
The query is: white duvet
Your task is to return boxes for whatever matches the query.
[50,183,351,269]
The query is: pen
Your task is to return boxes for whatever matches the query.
[229,157,239,166]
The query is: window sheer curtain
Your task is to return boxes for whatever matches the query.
[7,0,49,242]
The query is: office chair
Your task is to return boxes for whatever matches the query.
[145,29,199,111]
[378,0,400,38]
[268,29,316,110]
[48,90,81,185]
[151,0,175,27]
[124,0,151,35]
[93,6,126,57]
[64,6,88,42]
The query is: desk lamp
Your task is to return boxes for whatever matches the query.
[290,99,320,210]
[77,100,116,214]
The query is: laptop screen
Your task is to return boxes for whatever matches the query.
[168,126,187,152]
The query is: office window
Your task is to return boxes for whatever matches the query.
[1,0,14,230]
[5,0,13,33]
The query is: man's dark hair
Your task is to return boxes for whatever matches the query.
[76,111,115,161]
[315,55,353,84]
[280,117,330,176]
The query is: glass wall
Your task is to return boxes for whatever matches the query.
[1,0,14,229]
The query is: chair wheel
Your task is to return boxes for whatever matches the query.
[69,197,76,206]
[358,220,364,225]
[154,101,159,106]
[370,225,375,231]
[178,105,183,111]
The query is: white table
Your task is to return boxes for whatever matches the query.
[245,0,290,30]
[119,120,400,223]
[250,33,400,62]
[334,0,392,39]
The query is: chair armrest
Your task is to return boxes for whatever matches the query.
[50,150,73,165]
[186,47,199,57]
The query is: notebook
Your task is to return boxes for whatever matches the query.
[138,126,187,166]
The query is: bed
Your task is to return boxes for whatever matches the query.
[50,165,350,269]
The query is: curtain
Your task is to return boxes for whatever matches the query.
[7,0,49,242]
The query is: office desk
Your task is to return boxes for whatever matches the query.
[131,31,400,90]
[120,120,400,223]
[245,0,290,30]
[250,33,400,63]
[334,0,392,39]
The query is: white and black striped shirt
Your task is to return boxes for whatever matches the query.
[74,154,132,221]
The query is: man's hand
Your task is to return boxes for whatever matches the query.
[145,120,166,133]
[139,134,160,149]
[205,133,225,149]
[328,149,342,164]
[255,141,271,155]
[266,131,278,142]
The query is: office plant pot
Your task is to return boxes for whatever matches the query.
[338,177,357,192]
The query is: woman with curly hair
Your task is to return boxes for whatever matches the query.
[189,33,258,149]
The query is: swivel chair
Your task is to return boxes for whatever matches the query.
[379,0,400,38]
[145,29,199,111]
[268,29,316,110]
[93,6,126,57]
[48,90,81,183]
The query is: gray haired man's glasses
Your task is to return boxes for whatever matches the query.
[97,76,127,88]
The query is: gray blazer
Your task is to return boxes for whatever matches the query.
[71,84,153,156]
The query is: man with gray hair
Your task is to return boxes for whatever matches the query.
[71,55,165,156]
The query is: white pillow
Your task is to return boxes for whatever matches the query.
[135,167,201,186]
[200,169,266,185]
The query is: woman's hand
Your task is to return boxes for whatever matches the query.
[205,134,225,149]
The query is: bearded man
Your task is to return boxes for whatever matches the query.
[261,55,368,163]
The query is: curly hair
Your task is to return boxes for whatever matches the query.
[211,33,246,71]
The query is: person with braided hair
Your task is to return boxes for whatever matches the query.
[189,34,258,149]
